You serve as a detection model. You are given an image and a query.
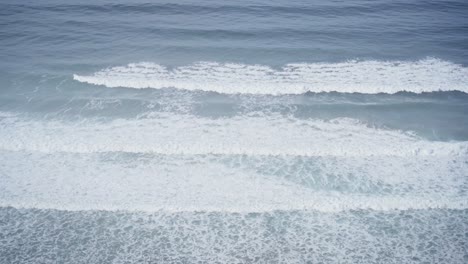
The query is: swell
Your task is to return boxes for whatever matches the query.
[6,1,467,16]
[73,58,468,95]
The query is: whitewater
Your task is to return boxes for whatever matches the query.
[74,58,468,95]
[1,0,468,263]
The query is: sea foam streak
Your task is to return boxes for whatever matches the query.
[73,58,468,95]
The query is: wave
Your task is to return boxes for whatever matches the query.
[1,113,466,213]
[1,150,467,213]
[1,113,467,156]
[73,58,468,95]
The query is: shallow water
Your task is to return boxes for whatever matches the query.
[1,0,468,263]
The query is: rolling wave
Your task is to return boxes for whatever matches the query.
[74,58,468,95]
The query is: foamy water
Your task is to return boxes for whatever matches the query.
[1,113,467,213]
[1,113,467,156]
[74,58,468,95]
[2,0,468,263]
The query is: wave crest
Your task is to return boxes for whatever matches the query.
[73,58,468,95]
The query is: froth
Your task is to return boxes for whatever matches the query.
[1,114,467,157]
[1,151,467,213]
[2,114,466,212]
[2,207,467,264]
[73,58,468,95]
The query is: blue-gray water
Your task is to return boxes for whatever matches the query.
[1,0,468,263]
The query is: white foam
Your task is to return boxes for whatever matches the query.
[1,151,467,213]
[2,113,466,212]
[1,113,467,157]
[73,58,468,95]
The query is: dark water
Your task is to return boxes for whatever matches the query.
[1,0,468,263]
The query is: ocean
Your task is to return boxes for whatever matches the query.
[0,0,467,263]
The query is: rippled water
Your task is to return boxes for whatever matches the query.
[1,0,468,263]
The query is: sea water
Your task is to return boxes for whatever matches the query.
[0,0,467,263]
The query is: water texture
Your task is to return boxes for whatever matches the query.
[0,0,467,263]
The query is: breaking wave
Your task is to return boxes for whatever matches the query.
[1,113,467,156]
[74,58,468,95]
[1,113,467,212]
